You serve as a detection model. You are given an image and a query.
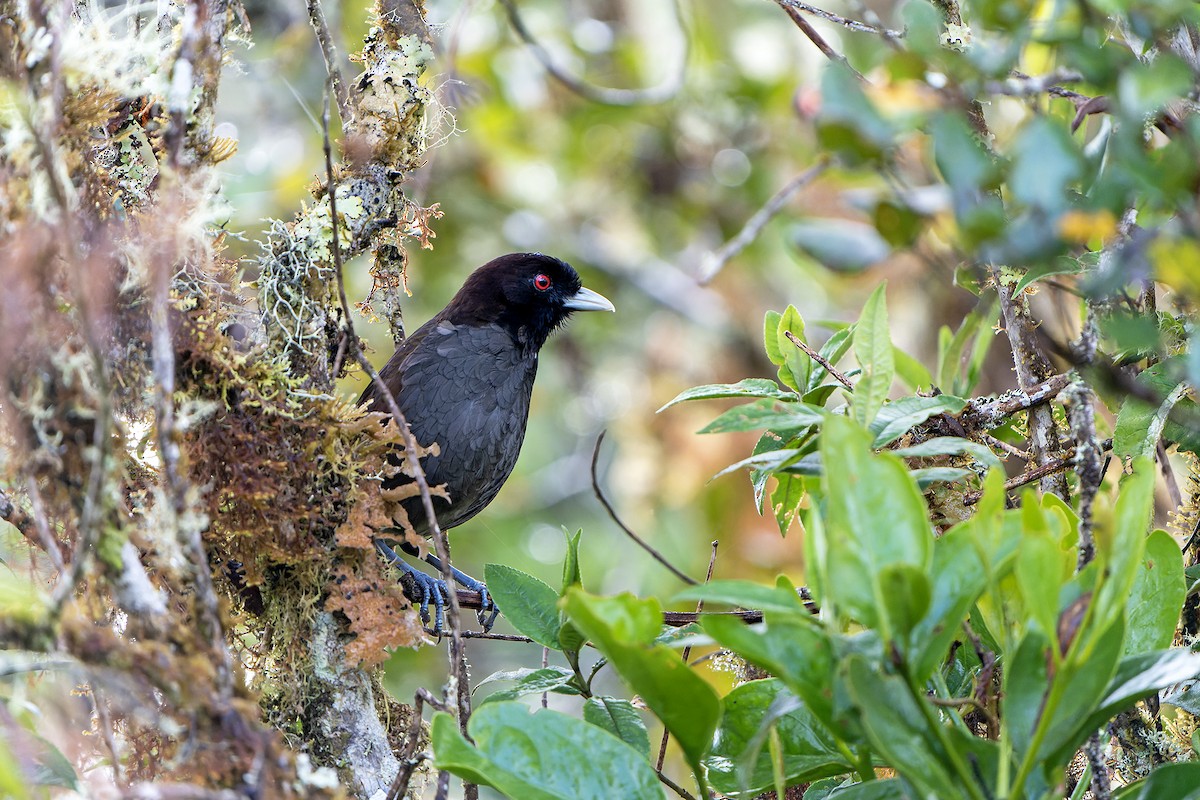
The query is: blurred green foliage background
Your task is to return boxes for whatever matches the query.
[214,0,999,716]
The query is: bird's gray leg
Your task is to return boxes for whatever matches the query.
[374,539,449,635]
[423,553,500,631]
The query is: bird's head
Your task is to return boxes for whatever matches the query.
[447,253,615,351]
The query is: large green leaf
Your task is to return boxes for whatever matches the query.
[853,283,895,427]
[703,612,836,729]
[707,679,852,797]
[1113,763,1200,800]
[820,415,932,633]
[431,703,663,800]
[1092,458,1156,635]
[699,398,824,434]
[908,520,990,681]
[477,666,580,706]
[485,564,562,650]
[658,379,793,412]
[674,578,808,615]
[584,697,651,759]
[563,590,720,773]
[844,656,964,798]
[790,220,890,273]
[868,395,967,447]
[1124,529,1186,657]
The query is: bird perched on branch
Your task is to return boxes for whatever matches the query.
[360,252,614,633]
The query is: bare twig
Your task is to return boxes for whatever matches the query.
[775,2,862,76]
[984,69,1084,97]
[982,433,1030,462]
[963,439,1114,506]
[497,0,686,106]
[784,329,854,390]
[386,687,446,800]
[777,0,903,36]
[591,432,697,585]
[699,159,832,284]
[657,540,719,772]
[306,0,352,124]
[657,771,698,800]
[959,375,1071,431]
[992,274,1070,499]
[1159,439,1184,512]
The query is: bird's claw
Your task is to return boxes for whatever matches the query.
[455,575,501,633]
[405,569,451,636]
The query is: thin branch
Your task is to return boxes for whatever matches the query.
[1158,439,1184,511]
[984,69,1084,97]
[962,439,1114,506]
[777,0,903,37]
[307,0,352,124]
[784,329,854,390]
[982,433,1030,462]
[497,0,686,106]
[698,158,832,284]
[959,374,1071,430]
[657,771,698,800]
[775,2,862,76]
[591,432,698,585]
[386,688,447,800]
[657,540,719,771]
[321,87,473,756]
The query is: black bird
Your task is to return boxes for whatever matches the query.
[359,252,614,632]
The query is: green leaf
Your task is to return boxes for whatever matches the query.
[1048,645,1200,769]
[699,399,824,434]
[658,379,793,412]
[1015,499,1067,650]
[561,528,583,594]
[790,220,890,273]
[1114,381,1190,459]
[1092,458,1156,633]
[1117,55,1193,122]
[869,395,968,447]
[1124,530,1185,657]
[563,590,721,773]
[584,697,651,759]
[477,667,580,706]
[485,564,562,650]
[1114,763,1200,800]
[703,613,836,729]
[817,63,895,163]
[714,450,820,481]
[908,520,990,681]
[771,472,806,535]
[1004,628,1052,761]
[706,680,852,797]
[775,305,811,392]
[853,283,895,426]
[891,436,1001,470]
[764,310,786,366]
[1013,257,1085,294]
[893,346,932,391]
[674,579,807,615]
[1010,115,1084,213]
[878,563,932,641]
[20,731,78,790]
[821,415,932,632]
[844,656,961,798]
[805,778,911,800]
[431,703,663,799]
[910,467,975,488]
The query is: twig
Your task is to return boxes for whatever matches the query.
[321,85,473,765]
[657,540,719,772]
[1159,439,1184,512]
[698,159,831,284]
[91,688,125,787]
[450,587,783,626]
[992,273,1070,499]
[777,0,903,37]
[962,439,1114,506]
[982,433,1030,462]
[591,432,697,585]
[929,694,1000,731]
[984,69,1084,97]
[959,374,1070,430]
[784,329,855,390]
[775,3,862,76]
[307,0,352,124]
[386,687,447,800]
[657,771,698,800]
[8,481,65,573]
[1066,377,1103,570]
[497,0,685,106]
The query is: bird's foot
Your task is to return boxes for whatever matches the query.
[376,540,451,635]
[425,553,501,632]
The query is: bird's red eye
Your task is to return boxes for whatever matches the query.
[533,273,552,291]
